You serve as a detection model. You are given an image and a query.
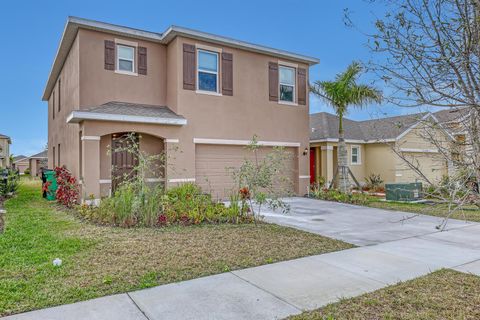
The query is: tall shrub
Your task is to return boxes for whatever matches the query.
[55,166,79,208]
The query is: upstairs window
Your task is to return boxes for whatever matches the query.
[197,50,218,92]
[117,45,135,73]
[279,66,295,102]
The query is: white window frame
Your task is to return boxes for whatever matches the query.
[350,145,361,165]
[279,65,296,104]
[116,44,135,75]
[196,49,219,94]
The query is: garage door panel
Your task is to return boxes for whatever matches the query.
[195,144,297,200]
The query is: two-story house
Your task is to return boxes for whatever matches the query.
[43,17,318,202]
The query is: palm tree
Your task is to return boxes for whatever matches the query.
[310,62,382,192]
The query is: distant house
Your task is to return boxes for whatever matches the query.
[12,155,29,174]
[28,150,48,177]
[309,109,465,186]
[12,151,48,176]
[0,134,11,168]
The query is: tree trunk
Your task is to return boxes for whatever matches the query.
[338,129,349,193]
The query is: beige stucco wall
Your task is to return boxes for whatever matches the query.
[364,143,396,183]
[0,138,10,168]
[394,124,449,184]
[78,29,168,108]
[48,32,80,180]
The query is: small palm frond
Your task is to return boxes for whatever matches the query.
[310,61,382,117]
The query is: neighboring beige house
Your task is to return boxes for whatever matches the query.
[309,109,464,186]
[0,134,11,168]
[28,150,48,177]
[12,155,29,174]
[43,17,318,202]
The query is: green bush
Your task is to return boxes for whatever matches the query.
[23,168,31,176]
[77,183,253,227]
[0,169,19,197]
[309,187,371,205]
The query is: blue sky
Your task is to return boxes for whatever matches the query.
[0,0,405,156]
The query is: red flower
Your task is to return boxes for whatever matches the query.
[157,214,167,226]
[239,187,251,200]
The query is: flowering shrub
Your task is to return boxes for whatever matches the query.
[55,166,79,208]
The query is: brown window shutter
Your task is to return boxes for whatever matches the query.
[104,40,115,70]
[138,46,147,75]
[221,52,233,96]
[297,68,307,105]
[268,62,279,101]
[183,43,196,90]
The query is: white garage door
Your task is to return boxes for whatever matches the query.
[195,144,297,200]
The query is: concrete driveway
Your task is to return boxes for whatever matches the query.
[261,197,477,246]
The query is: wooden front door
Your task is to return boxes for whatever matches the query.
[111,133,138,193]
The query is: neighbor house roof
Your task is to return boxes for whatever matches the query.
[42,16,320,100]
[13,155,28,163]
[29,150,48,159]
[310,108,465,142]
[66,101,187,125]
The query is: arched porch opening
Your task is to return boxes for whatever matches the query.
[99,132,166,197]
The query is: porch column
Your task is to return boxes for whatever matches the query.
[321,145,334,185]
[81,136,101,204]
[315,146,321,182]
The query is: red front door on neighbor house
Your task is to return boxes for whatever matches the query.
[310,148,315,184]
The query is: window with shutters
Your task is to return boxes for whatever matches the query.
[197,49,219,93]
[117,45,135,73]
[279,66,295,103]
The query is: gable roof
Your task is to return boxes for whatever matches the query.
[13,155,28,163]
[310,108,465,142]
[30,150,48,159]
[42,16,320,101]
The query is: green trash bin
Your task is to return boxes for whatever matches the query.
[44,170,57,201]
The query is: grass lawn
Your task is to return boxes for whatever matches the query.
[367,199,480,223]
[290,269,480,320]
[0,180,353,316]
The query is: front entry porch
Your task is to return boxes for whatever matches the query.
[309,144,338,186]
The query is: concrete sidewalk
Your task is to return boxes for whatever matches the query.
[3,224,480,320]
[3,199,480,320]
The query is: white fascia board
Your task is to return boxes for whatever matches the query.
[163,26,319,65]
[193,138,301,147]
[399,148,439,153]
[67,111,187,125]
